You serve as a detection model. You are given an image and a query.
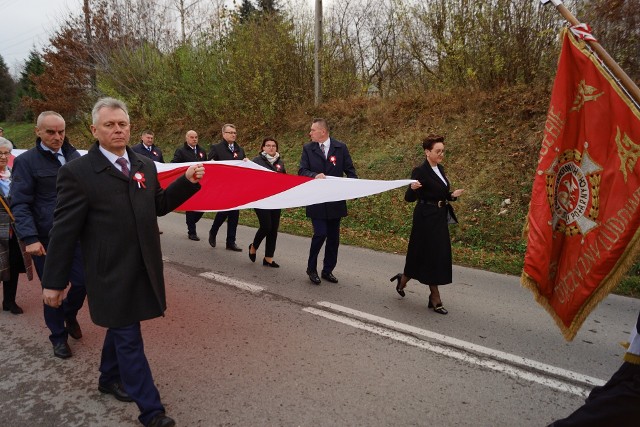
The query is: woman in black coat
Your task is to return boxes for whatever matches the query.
[248,138,286,267]
[391,134,464,314]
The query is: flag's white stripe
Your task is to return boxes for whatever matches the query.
[234,177,413,210]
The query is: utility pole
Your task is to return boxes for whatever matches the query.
[314,0,322,106]
[83,0,96,90]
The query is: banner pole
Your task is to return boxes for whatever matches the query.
[542,0,640,105]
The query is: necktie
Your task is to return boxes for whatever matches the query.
[147,146,152,152]
[115,157,130,177]
[229,145,234,152]
[55,152,65,165]
[320,143,326,158]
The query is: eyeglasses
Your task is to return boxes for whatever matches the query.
[0,152,11,157]
[224,131,237,134]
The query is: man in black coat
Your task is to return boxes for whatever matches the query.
[299,118,357,285]
[132,130,164,163]
[171,130,207,241]
[206,123,245,251]
[41,98,204,427]
[11,111,87,359]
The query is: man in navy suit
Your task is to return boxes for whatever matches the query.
[299,118,357,285]
[41,98,205,427]
[132,130,164,163]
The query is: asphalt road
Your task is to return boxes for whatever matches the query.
[1,212,637,426]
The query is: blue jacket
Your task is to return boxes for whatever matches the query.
[10,138,81,245]
[298,138,357,219]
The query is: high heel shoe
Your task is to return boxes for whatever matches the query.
[263,258,280,268]
[248,244,256,262]
[390,273,405,297]
[428,296,448,315]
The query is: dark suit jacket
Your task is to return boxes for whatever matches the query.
[41,143,200,328]
[208,140,246,161]
[132,142,164,163]
[172,142,207,163]
[252,153,286,174]
[298,138,357,219]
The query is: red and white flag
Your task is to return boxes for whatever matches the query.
[156,160,413,211]
[522,28,640,340]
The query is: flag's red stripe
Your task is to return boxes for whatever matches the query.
[158,163,311,211]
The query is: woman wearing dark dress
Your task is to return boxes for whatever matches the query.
[391,134,464,314]
[248,138,286,268]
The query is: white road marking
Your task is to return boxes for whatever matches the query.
[198,272,264,293]
[317,301,605,388]
[304,307,591,397]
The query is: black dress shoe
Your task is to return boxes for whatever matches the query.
[248,244,256,262]
[208,232,216,247]
[98,381,134,402]
[146,413,176,427]
[306,269,321,285]
[263,258,279,268]
[65,317,82,339]
[53,342,72,359]
[188,233,200,241]
[226,242,242,252]
[2,301,24,314]
[321,271,339,283]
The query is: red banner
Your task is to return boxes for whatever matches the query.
[522,29,640,340]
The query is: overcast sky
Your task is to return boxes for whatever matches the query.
[0,0,77,75]
[0,0,323,77]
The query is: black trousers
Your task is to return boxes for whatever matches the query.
[185,211,204,235]
[252,209,281,258]
[549,362,640,427]
[210,210,240,244]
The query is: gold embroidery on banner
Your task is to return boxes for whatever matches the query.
[570,80,604,112]
[616,127,640,183]
[545,145,602,237]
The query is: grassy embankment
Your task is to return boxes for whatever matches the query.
[2,85,639,297]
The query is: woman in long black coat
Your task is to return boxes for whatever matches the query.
[248,138,286,267]
[391,134,464,314]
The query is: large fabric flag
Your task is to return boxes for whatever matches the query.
[155,160,413,211]
[522,28,640,340]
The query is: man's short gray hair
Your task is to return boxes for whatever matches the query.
[222,123,236,134]
[36,111,65,128]
[91,97,130,125]
[0,137,13,151]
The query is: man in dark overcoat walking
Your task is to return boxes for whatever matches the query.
[41,98,205,427]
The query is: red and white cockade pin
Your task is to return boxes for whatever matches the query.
[233,152,238,158]
[275,164,281,171]
[133,172,146,188]
[152,151,158,157]
[329,155,336,166]
[199,152,204,158]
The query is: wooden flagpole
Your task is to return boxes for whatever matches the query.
[542,0,640,105]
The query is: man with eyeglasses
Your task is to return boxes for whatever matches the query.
[206,124,246,251]
[10,111,87,359]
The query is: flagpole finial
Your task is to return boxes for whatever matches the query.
[540,0,563,6]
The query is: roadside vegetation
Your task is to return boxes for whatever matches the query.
[1,0,639,297]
